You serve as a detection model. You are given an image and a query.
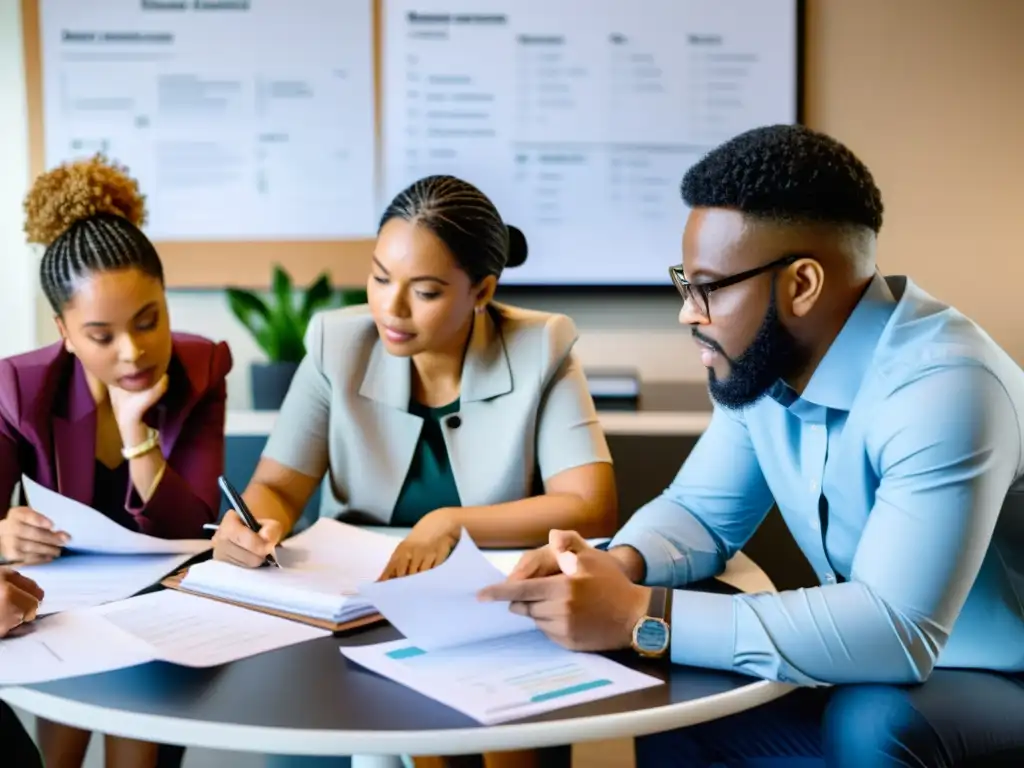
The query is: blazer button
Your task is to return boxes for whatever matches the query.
[446,415,462,429]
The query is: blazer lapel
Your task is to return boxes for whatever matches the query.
[52,361,96,505]
[460,308,513,404]
[355,342,423,521]
[446,309,514,504]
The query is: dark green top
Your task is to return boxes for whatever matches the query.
[391,398,463,527]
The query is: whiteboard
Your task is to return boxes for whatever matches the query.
[381,0,800,286]
[38,0,377,241]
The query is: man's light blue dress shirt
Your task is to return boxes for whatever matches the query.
[611,274,1024,686]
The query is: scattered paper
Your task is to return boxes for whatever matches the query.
[357,532,535,650]
[342,630,662,725]
[0,611,152,685]
[180,518,399,622]
[19,553,195,616]
[94,590,330,668]
[0,590,330,685]
[343,531,663,723]
[22,476,211,555]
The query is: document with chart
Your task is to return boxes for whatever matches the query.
[343,533,662,724]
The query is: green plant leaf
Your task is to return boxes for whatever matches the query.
[225,288,278,359]
[338,288,368,307]
[271,265,294,321]
[299,272,334,324]
[226,266,344,364]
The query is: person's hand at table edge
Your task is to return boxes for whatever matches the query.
[212,509,282,568]
[0,568,44,637]
[479,530,652,652]
[378,508,460,580]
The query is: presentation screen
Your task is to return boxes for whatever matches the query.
[382,0,801,287]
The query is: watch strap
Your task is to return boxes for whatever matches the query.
[648,586,672,624]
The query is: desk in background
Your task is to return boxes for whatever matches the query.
[224,382,816,591]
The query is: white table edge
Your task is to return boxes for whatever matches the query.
[0,551,784,756]
[0,677,792,756]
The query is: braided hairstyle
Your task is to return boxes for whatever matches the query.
[24,154,164,315]
[379,175,527,284]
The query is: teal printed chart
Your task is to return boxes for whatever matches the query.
[344,630,661,724]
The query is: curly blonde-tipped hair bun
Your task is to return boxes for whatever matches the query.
[23,154,147,247]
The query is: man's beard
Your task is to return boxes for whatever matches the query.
[695,293,808,410]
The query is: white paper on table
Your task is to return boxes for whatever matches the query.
[21,476,211,555]
[179,518,400,622]
[92,590,331,667]
[18,553,195,616]
[0,611,152,685]
[344,531,661,722]
[356,531,535,650]
[0,590,330,685]
[341,631,662,725]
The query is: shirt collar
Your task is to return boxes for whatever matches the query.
[781,272,897,412]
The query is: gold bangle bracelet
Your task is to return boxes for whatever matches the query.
[122,427,160,460]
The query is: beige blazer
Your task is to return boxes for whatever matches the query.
[263,303,612,524]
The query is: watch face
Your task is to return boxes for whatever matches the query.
[636,618,669,653]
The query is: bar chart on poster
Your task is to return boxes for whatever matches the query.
[37,0,377,241]
[381,0,800,285]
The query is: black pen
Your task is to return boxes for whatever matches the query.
[217,475,281,568]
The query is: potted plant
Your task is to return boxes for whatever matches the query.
[226,264,367,410]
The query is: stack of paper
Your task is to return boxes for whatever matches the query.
[345,532,663,724]
[177,518,399,624]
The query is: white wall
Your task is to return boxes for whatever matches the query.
[0,0,37,358]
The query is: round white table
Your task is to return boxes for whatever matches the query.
[1,552,790,767]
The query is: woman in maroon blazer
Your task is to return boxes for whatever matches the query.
[0,155,232,768]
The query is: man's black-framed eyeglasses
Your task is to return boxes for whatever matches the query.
[668,254,803,321]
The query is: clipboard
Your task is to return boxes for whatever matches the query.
[161,568,385,634]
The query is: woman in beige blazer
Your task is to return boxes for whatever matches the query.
[213,174,616,581]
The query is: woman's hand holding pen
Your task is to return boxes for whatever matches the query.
[212,510,283,568]
[379,508,460,581]
[0,507,70,565]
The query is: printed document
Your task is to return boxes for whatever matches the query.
[19,553,195,615]
[179,518,399,622]
[344,532,662,724]
[22,476,211,555]
[0,590,329,686]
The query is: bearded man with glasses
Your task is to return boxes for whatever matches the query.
[481,124,1024,767]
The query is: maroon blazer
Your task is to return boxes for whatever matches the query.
[0,334,233,539]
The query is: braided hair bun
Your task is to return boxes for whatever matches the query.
[24,154,147,246]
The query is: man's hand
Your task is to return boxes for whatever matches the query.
[379,509,460,580]
[0,569,44,637]
[506,530,646,583]
[479,530,652,652]
[0,507,69,565]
